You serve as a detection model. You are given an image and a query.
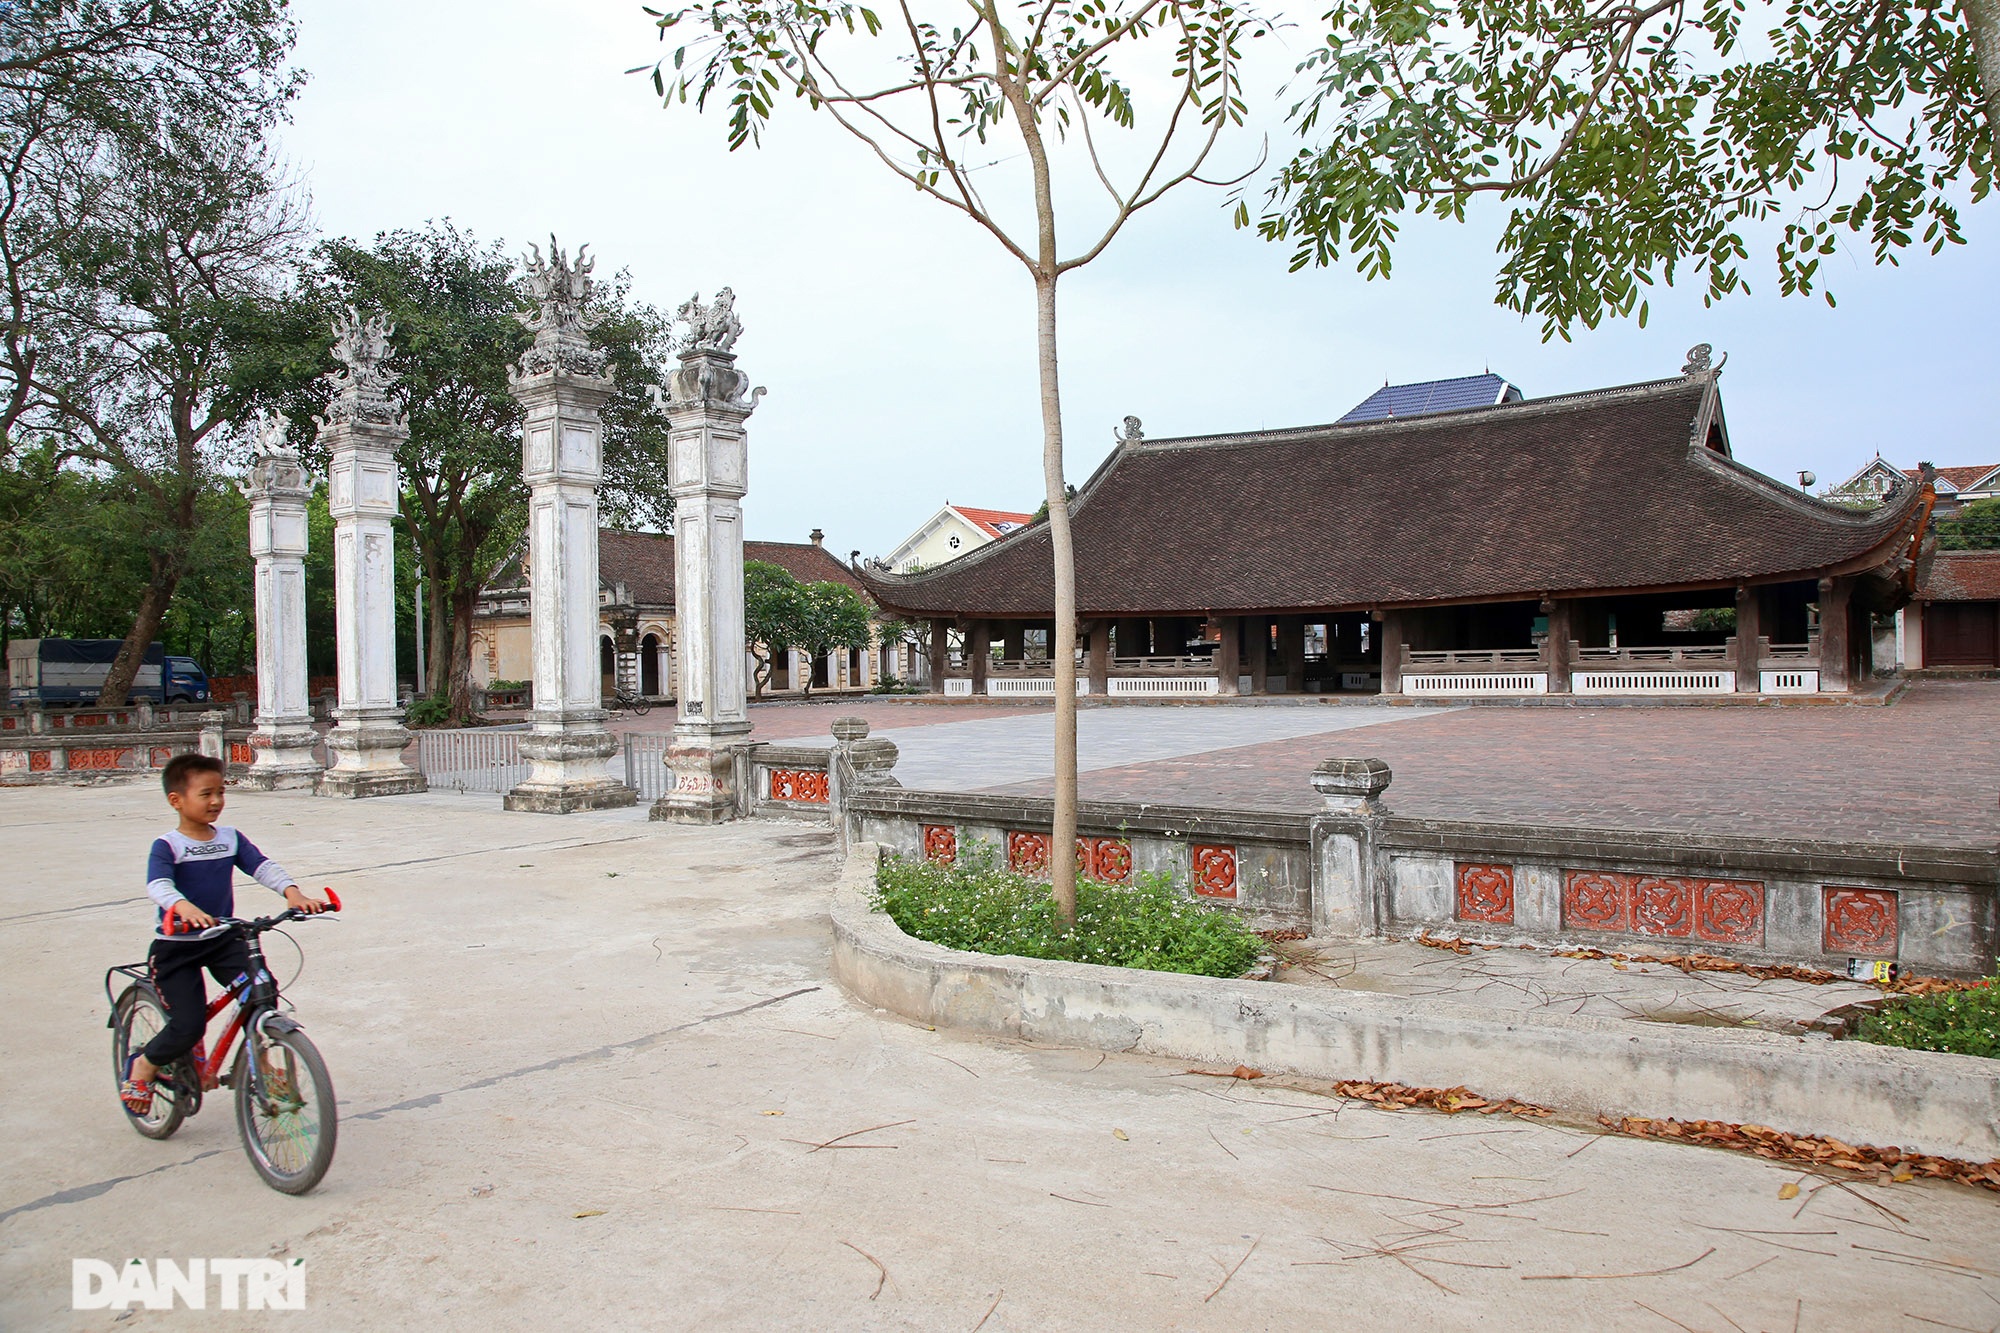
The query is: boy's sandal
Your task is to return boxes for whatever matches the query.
[120,1077,154,1115]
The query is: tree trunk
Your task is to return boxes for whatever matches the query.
[1969,0,2000,149]
[446,586,479,721]
[97,570,179,706]
[1035,270,1079,927]
[426,562,450,700]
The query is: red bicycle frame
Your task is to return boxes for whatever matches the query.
[182,974,254,1093]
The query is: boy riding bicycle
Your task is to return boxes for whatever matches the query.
[120,753,329,1114]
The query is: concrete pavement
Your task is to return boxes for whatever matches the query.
[3,783,1996,1330]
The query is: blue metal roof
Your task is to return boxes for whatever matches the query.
[1338,373,1522,423]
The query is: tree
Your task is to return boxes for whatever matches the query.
[1936,497,2000,548]
[267,224,677,721]
[745,558,809,698]
[648,0,1267,923]
[792,581,876,699]
[1257,0,1996,340]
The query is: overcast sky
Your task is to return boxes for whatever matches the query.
[281,0,2000,559]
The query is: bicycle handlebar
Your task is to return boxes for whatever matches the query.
[161,888,342,938]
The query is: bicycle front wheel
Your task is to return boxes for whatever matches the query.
[112,985,186,1140]
[632,697,650,715]
[233,1022,337,1194]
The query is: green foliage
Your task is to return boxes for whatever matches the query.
[1856,978,1999,1058]
[872,847,1264,978]
[1688,607,1737,633]
[1257,0,1996,340]
[743,560,873,696]
[1934,498,2000,550]
[403,694,452,729]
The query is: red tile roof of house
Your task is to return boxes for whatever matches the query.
[952,506,1035,540]
[857,377,1924,618]
[1902,465,1999,491]
[1919,551,2000,602]
[597,529,864,609]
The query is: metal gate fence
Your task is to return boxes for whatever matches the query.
[416,726,672,800]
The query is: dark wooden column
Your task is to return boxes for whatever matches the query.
[1545,598,1575,694]
[1213,616,1240,695]
[1248,616,1270,694]
[969,620,992,695]
[1818,577,1851,691]
[1086,620,1110,695]
[1000,622,1024,663]
[1734,585,1761,693]
[1116,618,1146,659]
[1377,609,1404,695]
[1280,617,1306,692]
[928,619,949,693]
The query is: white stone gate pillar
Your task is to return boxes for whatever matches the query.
[652,289,763,824]
[319,310,425,798]
[239,412,322,790]
[503,239,635,814]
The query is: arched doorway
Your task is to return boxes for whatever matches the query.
[640,633,661,696]
[600,636,615,699]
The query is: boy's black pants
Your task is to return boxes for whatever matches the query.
[141,934,252,1068]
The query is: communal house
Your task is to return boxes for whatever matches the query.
[855,351,1932,700]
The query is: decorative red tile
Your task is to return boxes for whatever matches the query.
[227,741,254,765]
[69,747,128,771]
[28,750,52,772]
[768,768,829,802]
[149,747,175,768]
[1562,871,1631,932]
[1454,863,1515,924]
[1693,880,1765,944]
[1074,837,1133,884]
[1007,831,1050,878]
[1632,877,1694,938]
[1191,844,1237,899]
[1823,887,1898,955]
[74,713,106,727]
[921,824,957,866]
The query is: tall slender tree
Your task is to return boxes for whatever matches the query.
[645,0,1266,923]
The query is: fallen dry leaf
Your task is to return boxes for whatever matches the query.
[761,1110,784,1116]
[1113,1128,1129,1141]
[573,1210,606,1219]
[1778,1182,1800,1200]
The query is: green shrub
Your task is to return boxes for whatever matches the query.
[404,694,452,728]
[872,847,1264,979]
[1855,978,1999,1059]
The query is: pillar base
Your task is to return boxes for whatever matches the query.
[649,738,748,824]
[239,721,323,790]
[504,716,635,814]
[319,707,424,798]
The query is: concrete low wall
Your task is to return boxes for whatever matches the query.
[831,845,2000,1162]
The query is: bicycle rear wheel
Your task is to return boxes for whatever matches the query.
[111,986,186,1140]
[632,696,650,715]
[233,1022,337,1194]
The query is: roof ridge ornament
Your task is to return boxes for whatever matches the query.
[1682,343,1727,377]
[1115,415,1144,444]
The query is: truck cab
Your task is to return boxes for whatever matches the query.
[163,656,210,704]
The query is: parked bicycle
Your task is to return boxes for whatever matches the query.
[106,890,343,1194]
[609,685,651,716]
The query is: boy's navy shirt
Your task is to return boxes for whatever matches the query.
[145,828,292,939]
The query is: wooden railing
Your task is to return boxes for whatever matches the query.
[1402,647,1546,671]
[1572,643,1731,667]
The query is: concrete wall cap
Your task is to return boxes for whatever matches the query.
[1311,756,1393,797]
[831,717,871,742]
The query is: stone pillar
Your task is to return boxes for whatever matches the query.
[969,622,991,695]
[239,413,322,790]
[1545,598,1575,694]
[318,309,425,798]
[503,241,634,814]
[1213,616,1240,695]
[1248,616,1270,695]
[652,288,763,823]
[1086,620,1110,695]
[1309,757,1391,937]
[1818,576,1852,692]
[1377,609,1404,695]
[1733,585,1761,694]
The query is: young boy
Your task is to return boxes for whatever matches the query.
[120,753,329,1114]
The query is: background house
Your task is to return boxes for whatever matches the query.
[881,503,1034,573]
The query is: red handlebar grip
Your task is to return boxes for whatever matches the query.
[323,886,342,912]
[163,908,180,936]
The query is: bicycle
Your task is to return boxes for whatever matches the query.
[106,889,343,1194]
[609,685,651,716]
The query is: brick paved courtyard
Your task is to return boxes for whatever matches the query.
[751,680,2000,848]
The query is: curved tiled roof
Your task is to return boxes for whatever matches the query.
[857,377,1924,619]
[596,529,864,609]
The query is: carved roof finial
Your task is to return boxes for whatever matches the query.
[676,288,743,353]
[1682,343,1726,377]
[1116,415,1144,444]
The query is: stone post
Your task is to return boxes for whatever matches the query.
[503,239,635,814]
[239,412,322,789]
[652,289,764,823]
[1308,757,1392,937]
[318,309,425,798]
[828,716,901,852]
